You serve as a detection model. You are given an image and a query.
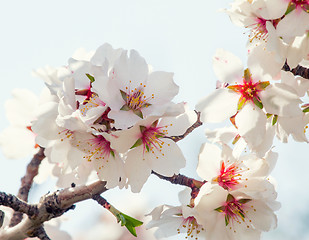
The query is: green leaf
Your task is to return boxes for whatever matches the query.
[253,96,263,109]
[272,115,278,126]
[86,73,95,83]
[131,138,143,149]
[120,90,128,102]
[116,212,143,237]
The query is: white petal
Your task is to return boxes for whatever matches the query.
[235,104,267,148]
[91,43,123,67]
[5,88,38,126]
[0,127,37,159]
[252,0,288,19]
[125,147,152,193]
[261,83,302,117]
[159,109,197,137]
[148,138,186,176]
[246,200,277,231]
[196,89,239,123]
[144,71,179,105]
[108,109,143,129]
[114,50,148,90]
[276,10,309,43]
[213,49,244,84]
[94,154,126,189]
[197,143,222,181]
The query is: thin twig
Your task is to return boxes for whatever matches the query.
[92,194,111,210]
[151,171,205,189]
[168,111,203,142]
[10,147,45,227]
[152,171,205,206]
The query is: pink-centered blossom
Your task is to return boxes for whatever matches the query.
[197,143,278,199]
[194,184,278,240]
[92,46,180,129]
[196,49,302,149]
[110,108,196,192]
[147,189,206,239]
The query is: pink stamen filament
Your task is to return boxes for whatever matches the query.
[216,161,242,190]
[247,18,268,42]
[177,216,204,240]
[124,81,154,111]
[141,126,167,154]
[81,135,113,162]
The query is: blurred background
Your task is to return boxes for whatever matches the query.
[0,0,308,239]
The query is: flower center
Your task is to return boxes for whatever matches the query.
[215,194,252,227]
[227,68,269,110]
[79,94,106,116]
[214,161,242,190]
[177,216,205,240]
[77,135,114,162]
[248,17,268,42]
[131,120,171,158]
[289,0,309,12]
[140,124,167,154]
[120,81,154,118]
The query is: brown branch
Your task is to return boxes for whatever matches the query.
[29,226,51,240]
[0,180,107,240]
[168,111,203,142]
[92,194,111,210]
[10,147,46,227]
[151,171,205,202]
[282,62,309,79]
[151,171,205,188]
[0,192,37,217]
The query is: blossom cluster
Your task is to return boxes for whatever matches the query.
[28,43,197,192]
[146,1,309,239]
[0,0,309,240]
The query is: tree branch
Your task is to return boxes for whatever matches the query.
[0,192,37,217]
[10,147,45,227]
[0,180,107,240]
[282,62,309,80]
[151,171,205,202]
[29,226,51,240]
[168,111,203,142]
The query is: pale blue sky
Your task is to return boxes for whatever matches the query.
[0,1,308,239]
